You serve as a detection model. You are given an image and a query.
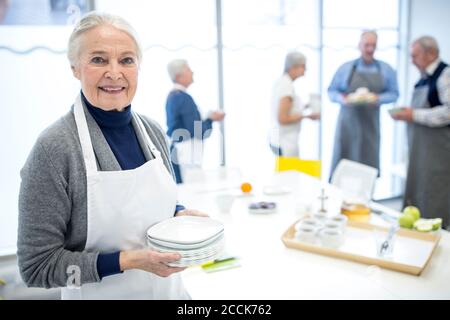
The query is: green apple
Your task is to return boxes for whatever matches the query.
[399,214,415,229]
[416,224,433,232]
[412,218,442,232]
[413,219,433,232]
[432,218,442,231]
[403,206,421,222]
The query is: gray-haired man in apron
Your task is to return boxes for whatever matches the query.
[391,36,450,229]
[328,31,399,178]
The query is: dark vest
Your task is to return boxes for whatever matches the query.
[414,61,448,108]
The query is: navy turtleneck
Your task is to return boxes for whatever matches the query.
[82,91,146,170]
[81,91,185,279]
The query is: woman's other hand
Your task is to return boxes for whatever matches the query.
[305,112,321,120]
[175,209,209,218]
[119,250,186,277]
[209,111,226,122]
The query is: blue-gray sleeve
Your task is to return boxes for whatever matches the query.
[17,140,100,288]
[378,63,399,104]
[328,63,351,105]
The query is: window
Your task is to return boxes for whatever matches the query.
[222,0,321,179]
[322,0,401,199]
[0,0,92,25]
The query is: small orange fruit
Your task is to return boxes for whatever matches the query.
[240,182,252,193]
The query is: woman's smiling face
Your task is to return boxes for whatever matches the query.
[72,25,139,111]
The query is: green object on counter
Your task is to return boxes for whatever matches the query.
[388,107,405,114]
[0,278,5,300]
[399,214,415,229]
[413,218,442,232]
[201,257,241,273]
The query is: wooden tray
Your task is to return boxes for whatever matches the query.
[281,220,441,276]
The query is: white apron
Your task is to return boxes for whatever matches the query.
[61,95,189,300]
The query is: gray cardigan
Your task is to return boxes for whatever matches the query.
[17,102,176,289]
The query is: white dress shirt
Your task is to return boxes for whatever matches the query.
[173,83,187,92]
[269,73,305,156]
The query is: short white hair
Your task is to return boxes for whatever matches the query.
[360,29,378,40]
[67,11,143,66]
[167,59,188,82]
[414,36,440,56]
[284,51,306,73]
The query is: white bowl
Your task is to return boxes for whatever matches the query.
[295,225,317,244]
[319,228,344,248]
[313,211,328,221]
[215,193,236,213]
[327,215,348,231]
[295,217,323,231]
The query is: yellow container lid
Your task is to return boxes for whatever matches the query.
[341,204,371,222]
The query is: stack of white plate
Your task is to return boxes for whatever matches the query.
[146,216,225,267]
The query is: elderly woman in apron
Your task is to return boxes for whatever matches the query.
[269,51,320,157]
[17,12,204,299]
[391,36,450,229]
[328,31,399,177]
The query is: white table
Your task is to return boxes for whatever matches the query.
[179,171,450,300]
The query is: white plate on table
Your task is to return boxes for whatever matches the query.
[262,186,292,196]
[248,208,277,214]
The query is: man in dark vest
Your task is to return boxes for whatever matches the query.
[391,36,450,229]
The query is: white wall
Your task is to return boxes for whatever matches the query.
[407,0,450,96]
[0,26,78,255]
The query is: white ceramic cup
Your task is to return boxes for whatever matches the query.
[313,211,328,221]
[295,225,317,244]
[296,217,323,231]
[215,193,236,213]
[295,202,313,217]
[319,228,344,248]
[327,215,348,231]
[323,221,341,231]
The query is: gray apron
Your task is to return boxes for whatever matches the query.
[331,61,384,176]
[404,85,450,228]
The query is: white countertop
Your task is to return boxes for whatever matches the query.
[179,171,450,300]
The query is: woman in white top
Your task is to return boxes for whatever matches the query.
[269,52,320,157]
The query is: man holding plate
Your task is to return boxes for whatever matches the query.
[328,30,399,177]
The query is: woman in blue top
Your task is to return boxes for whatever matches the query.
[165,59,225,183]
[328,30,399,178]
